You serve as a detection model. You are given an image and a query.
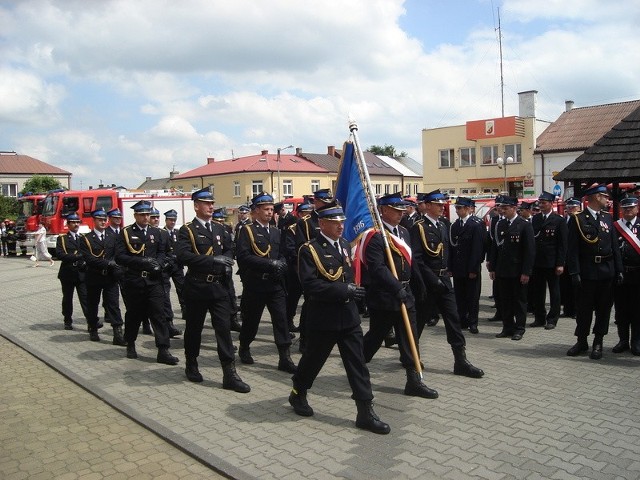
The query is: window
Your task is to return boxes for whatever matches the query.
[405,184,411,195]
[233,181,240,197]
[375,184,381,195]
[1,183,18,197]
[252,181,263,196]
[461,188,478,195]
[384,184,390,194]
[414,184,418,195]
[192,184,198,191]
[95,196,113,212]
[459,147,476,167]
[282,180,293,198]
[439,149,454,168]
[394,184,400,193]
[311,180,320,192]
[504,143,522,163]
[443,188,456,195]
[482,145,499,165]
[208,183,214,197]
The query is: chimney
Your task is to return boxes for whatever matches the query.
[295,147,302,156]
[327,145,335,156]
[261,149,269,155]
[207,157,215,164]
[169,170,179,179]
[518,90,538,118]
[565,100,574,112]
[145,176,151,182]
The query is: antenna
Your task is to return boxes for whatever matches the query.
[497,7,505,117]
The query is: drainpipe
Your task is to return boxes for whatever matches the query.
[540,153,545,192]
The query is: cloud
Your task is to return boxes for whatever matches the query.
[0,67,64,125]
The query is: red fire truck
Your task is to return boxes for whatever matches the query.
[15,193,46,255]
[39,188,194,253]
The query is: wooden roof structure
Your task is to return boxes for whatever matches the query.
[554,105,640,194]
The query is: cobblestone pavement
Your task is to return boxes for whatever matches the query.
[1,255,639,480]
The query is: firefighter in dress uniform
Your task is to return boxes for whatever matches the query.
[566,184,623,359]
[559,198,582,318]
[612,197,640,355]
[488,196,536,341]
[529,191,568,330]
[115,200,178,365]
[175,188,249,392]
[79,208,126,345]
[212,207,242,332]
[103,208,125,327]
[449,197,486,335]
[361,192,438,399]
[163,209,186,319]
[235,192,296,373]
[409,191,484,378]
[288,200,390,434]
[55,212,90,330]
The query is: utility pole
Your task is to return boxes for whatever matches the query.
[497,7,505,117]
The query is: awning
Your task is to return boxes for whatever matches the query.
[466,176,525,183]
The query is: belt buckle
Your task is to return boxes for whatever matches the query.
[261,273,269,280]
[72,261,78,267]
[594,256,601,264]
[206,274,214,282]
[439,269,447,276]
[102,269,108,276]
[141,271,148,278]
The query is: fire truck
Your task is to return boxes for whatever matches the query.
[15,193,46,255]
[38,188,194,254]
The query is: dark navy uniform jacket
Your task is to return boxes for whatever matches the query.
[56,232,86,283]
[450,216,485,277]
[115,224,166,286]
[235,221,285,293]
[567,210,622,280]
[80,230,118,286]
[488,216,535,278]
[298,233,360,331]
[532,212,568,269]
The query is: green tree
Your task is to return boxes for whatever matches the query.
[0,195,19,220]
[20,175,63,195]
[367,144,408,158]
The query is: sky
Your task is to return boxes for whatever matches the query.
[1,0,639,190]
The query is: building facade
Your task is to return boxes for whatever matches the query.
[0,152,72,197]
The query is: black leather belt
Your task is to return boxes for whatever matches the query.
[582,254,612,264]
[128,269,152,277]
[431,268,448,276]
[91,268,109,276]
[188,271,225,283]
[624,265,640,272]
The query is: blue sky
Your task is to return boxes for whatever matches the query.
[1,0,639,190]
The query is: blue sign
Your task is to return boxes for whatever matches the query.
[552,184,562,197]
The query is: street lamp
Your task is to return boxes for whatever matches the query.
[276,145,294,201]
[496,155,514,194]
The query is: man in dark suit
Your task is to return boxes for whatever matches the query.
[566,184,623,359]
[560,198,582,318]
[163,209,186,320]
[362,192,438,399]
[530,191,568,330]
[450,197,486,335]
[410,192,484,378]
[55,212,90,330]
[289,200,389,434]
[486,197,505,323]
[79,208,126,345]
[400,196,419,230]
[236,192,296,373]
[612,197,640,354]
[175,188,249,392]
[115,200,178,365]
[488,196,535,341]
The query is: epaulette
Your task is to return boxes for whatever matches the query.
[414,218,425,225]
[301,214,311,221]
[288,223,297,233]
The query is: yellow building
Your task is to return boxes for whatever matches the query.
[422,91,550,198]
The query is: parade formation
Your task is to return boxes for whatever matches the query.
[32,174,638,437]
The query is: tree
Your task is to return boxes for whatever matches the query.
[0,195,19,220]
[20,175,63,195]
[367,144,408,158]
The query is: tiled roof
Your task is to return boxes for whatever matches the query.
[173,153,328,180]
[136,177,172,190]
[0,153,71,175]
[555,105,640,183]
[535,100,640,153]
[299,153,340,172]
[334,149,403,176]
[377,156,422,177]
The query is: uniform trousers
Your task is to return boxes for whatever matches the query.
[453,275,481,329]
[293,324,373,401]
[239,287,291,348]
[161,276,175,321]
[122,282,170,348]
[183,280,235,365]
[285,266,303,325]
[532,267,561,325]
[496,276,528,335]
[364,307,418,369]
[86,281,122,329]
[60,279,89,323]
[416,277,466,347]
[575,278,614,339]
[559,270,576,316]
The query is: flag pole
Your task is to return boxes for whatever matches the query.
[348,118,424,378]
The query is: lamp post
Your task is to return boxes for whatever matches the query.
[276,145,294,201]
[496,155,514,195]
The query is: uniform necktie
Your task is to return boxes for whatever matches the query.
[334,241,341,258]
[100,233,104,241]
[392,227,398,236]
[205,222,211,232]
[627,221,632,229]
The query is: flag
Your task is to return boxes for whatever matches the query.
[335,141,375,244]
